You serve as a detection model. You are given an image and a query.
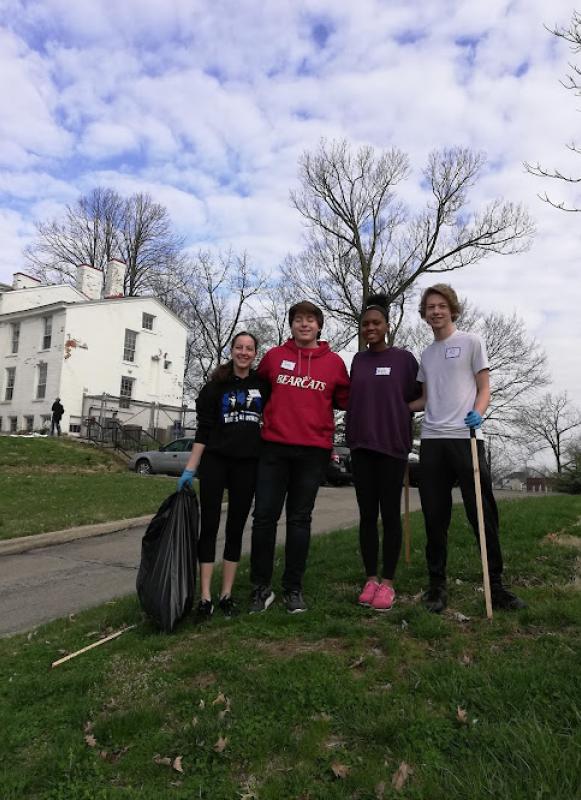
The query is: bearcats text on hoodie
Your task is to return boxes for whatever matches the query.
[258,338,350,449]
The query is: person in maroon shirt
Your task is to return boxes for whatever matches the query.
[345,294,419,611]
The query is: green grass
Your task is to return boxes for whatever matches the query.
[1,496,580,799]
[0,437,174,539]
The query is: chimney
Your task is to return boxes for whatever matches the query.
[76,264,102,301]
[13,272,42,289]
[104,259,126,298]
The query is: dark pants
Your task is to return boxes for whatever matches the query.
[419,438,503,586]
[198,451,258,563]
[250,442,329,592]
[351,448,407,580]
[50,418,61,436]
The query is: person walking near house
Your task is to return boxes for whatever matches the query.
[178,332,270,619]
[346,294,419,612]
[249,301,350,614]
[51,398,64,436]
[408,284,526,613]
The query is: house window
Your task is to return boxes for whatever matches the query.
[25,415,34,432]
[9,416,17,433]
[41,414,51,431]
[123,329,137,362]
[119,376,134,409]
[5,367,15,401]
[42,316,53,350]
[37,362,48,400]
[0,416,3,431]
[69,423,81,433]
[11,323,20,354]
[142,313,155,331]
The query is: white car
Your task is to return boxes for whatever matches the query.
[127,437,195,476]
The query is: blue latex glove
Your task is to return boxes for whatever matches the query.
[178,468,196,490]
[464,410,482,429]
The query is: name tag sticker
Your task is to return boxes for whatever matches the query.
[248,388,261,398]
[376,367,391,376]
[445,347,461,359]
[281,360,295,371]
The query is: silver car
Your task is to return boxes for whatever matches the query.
[128,437,195,476]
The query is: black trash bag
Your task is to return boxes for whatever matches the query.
[136,488,199,633]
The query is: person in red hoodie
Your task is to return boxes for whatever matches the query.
[249,301,350,614]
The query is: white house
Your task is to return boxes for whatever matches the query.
[0,261,188,436]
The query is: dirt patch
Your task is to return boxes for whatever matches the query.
[256,637,350,657]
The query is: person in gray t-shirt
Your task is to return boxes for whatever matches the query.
[409,284,526,613]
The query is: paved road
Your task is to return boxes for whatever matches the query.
[0,487,530,636]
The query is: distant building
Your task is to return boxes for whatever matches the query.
[0,262,188,436]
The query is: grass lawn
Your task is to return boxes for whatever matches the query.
[0,437,175,539]
[1,496,580,799]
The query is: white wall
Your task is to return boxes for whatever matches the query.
[0,284,82,315]
[0,308,66,431]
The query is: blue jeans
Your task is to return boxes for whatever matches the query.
[250,442,330,591]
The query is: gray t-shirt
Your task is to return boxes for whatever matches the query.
[417,329,488,440]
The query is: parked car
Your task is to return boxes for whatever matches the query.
[324,445,352,486]
[407,450,420,487]
[128,437,195,476]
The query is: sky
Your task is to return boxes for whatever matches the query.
[0,0,580,402]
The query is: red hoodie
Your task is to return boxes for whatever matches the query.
[257,338,350,449]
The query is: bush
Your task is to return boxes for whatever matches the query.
[555,468,581,494]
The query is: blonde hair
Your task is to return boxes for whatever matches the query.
[419,284,461,321]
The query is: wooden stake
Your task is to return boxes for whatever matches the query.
[470,429,493,619]
[51,625,137,668]
[404,462,411,564]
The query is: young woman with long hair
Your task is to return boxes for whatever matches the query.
[178,332,270,618]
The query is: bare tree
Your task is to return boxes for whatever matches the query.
[525,11,581,211]
[25,188,185,296]
[513,392,581,473]
[399,301,548,436]
[289,139,533,349]
[178,251,265,393]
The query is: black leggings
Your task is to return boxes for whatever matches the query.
[351,448,407,580]
[198,451,258,563]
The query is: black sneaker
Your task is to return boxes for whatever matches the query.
[422,584,448,614]
[491,585,527,610]
[283,589,307,614]
[196,598,214,620]
[249,586,275,614]
[218,594,238,618]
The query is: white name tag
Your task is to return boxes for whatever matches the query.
[281,360,295,371]
[248,388,261,398]
[376,367,391,376]
[445,347,461,359]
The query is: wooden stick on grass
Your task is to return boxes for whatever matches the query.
[51,625,137,668]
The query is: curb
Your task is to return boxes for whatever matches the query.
[0,516,153,557]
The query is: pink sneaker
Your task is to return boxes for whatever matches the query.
[358,580,379,606]
[371,584,395,611]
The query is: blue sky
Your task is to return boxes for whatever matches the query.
[0,0,580,400]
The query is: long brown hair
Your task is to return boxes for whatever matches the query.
[210,331,259,382]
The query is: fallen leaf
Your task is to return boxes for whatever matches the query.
[311,712,332,722]
[218,709,230,721]
[455,578,463,585]
[379,682,393,691]
[461,653,472,666]
[456,706,469,724]
[324,736,345,750]
[349,656,365,669]
[191,715,199,727]
[400,620,408,630]
[375,781,386,799]
[84,734,97,748]
[331,762,350,779]
[452,612,471,623]
[546,532,559,542]
[199,699,205,709]
[99,749,129,763]
[213,735,228,753]
[83,720,94,734]
[392,761,412,791]
[172,756,184,773]
[212,692,227,706]
[153,754,173,767]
